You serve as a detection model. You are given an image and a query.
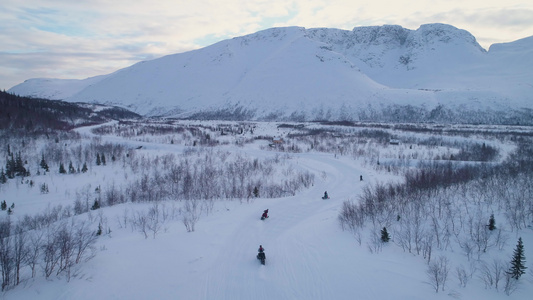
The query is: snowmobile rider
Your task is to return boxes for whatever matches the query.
[323,191,328,199]
[262,209,269,219]
[258,245,264,253]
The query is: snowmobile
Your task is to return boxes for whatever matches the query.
[257,252,266,265]
[322,191,330,200]
[261,209,269,220]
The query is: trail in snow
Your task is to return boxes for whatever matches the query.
[201,153,373,300]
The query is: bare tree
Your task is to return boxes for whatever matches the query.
[132,211,148,239]
[455,265,469,288]
[55,224,76,280]
[0,218,12,290]
[426,256,450,293]
[12,225,28,286]
[27,231,43,278]
[146,204,163,239]
[74,220,98,264]
[42,226,60,278]
[182,199,200,232]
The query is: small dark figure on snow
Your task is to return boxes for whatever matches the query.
[360,175,363,181]
[322,191,329,199]
[257,245,266,265]
[261,209,269,220]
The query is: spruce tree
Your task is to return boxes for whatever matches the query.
[1,200,6,210]
[381,227,390,242]
[96,153,101,166]
[14,152,27,176]
[68,161,76,173]
[101,154,106,165]
[96,223,102,236]
[488,214,496,231]
[59,163,66,174]
[0,169,6,184]
[40,154,49,172]
[5,153,15,178]
[81,162,88,173]
[253,186,259,197]
[507,237,527,279]
[91,200,100,210]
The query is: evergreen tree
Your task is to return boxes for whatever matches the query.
[40,183,49,194]
[96,153,101,166]
[381,227,390,242]
[1,200,6,211]
[59,163,66,174]
[91,200,100,210]
[0,168,6,184]
[40,154,49,172]
[14,152,27,176]
[81,162,88,173]
[68,161,76,173]
[96,223,102,236]
[101,153,106,165]
[5,153,15,178]
[7,207,12,215]
[253,186,259,197]
[488,214,496,231]
[507,237,527,279]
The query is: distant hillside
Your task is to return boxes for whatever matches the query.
[0,90,140,134]
[8,24,533,124]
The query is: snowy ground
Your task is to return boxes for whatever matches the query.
[2,121,532,300]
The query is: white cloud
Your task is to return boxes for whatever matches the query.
[1,0,532,90]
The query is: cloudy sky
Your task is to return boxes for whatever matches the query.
[2,0,532,90]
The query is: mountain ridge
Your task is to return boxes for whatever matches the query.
[8,23,533,124]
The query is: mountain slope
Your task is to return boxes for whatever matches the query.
[8,24,533,123]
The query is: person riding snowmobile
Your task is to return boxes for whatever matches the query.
[257,245,266,264]
[323,191,329,199]
[261,209,269,220]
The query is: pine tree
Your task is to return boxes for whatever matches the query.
[96,153,101,166]
[0,168,6,184]
[1,200,6,211]
[101,154,106,165]
[40,183,49,194]
[381,227,390,242]
[253,186,259,197]
[96,223,102,236]
[40,154,49,172]
[68,161,76,173]
[507,237,527,279]
[91,200,100,210]
[5,153,15,178]
[488,214,496,231]
[59,163,66,174]
[14,152,28,176]
[81,162,88,173]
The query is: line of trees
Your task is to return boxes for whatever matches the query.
[0,216,98,290]
[339,139,532,294]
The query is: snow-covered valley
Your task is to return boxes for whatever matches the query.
[1,120,532,299]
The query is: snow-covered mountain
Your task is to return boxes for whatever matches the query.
[8,23,533,123]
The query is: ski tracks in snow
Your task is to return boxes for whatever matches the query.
[204,153,369,300]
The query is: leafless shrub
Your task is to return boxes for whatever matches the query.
[426,256,450,293]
